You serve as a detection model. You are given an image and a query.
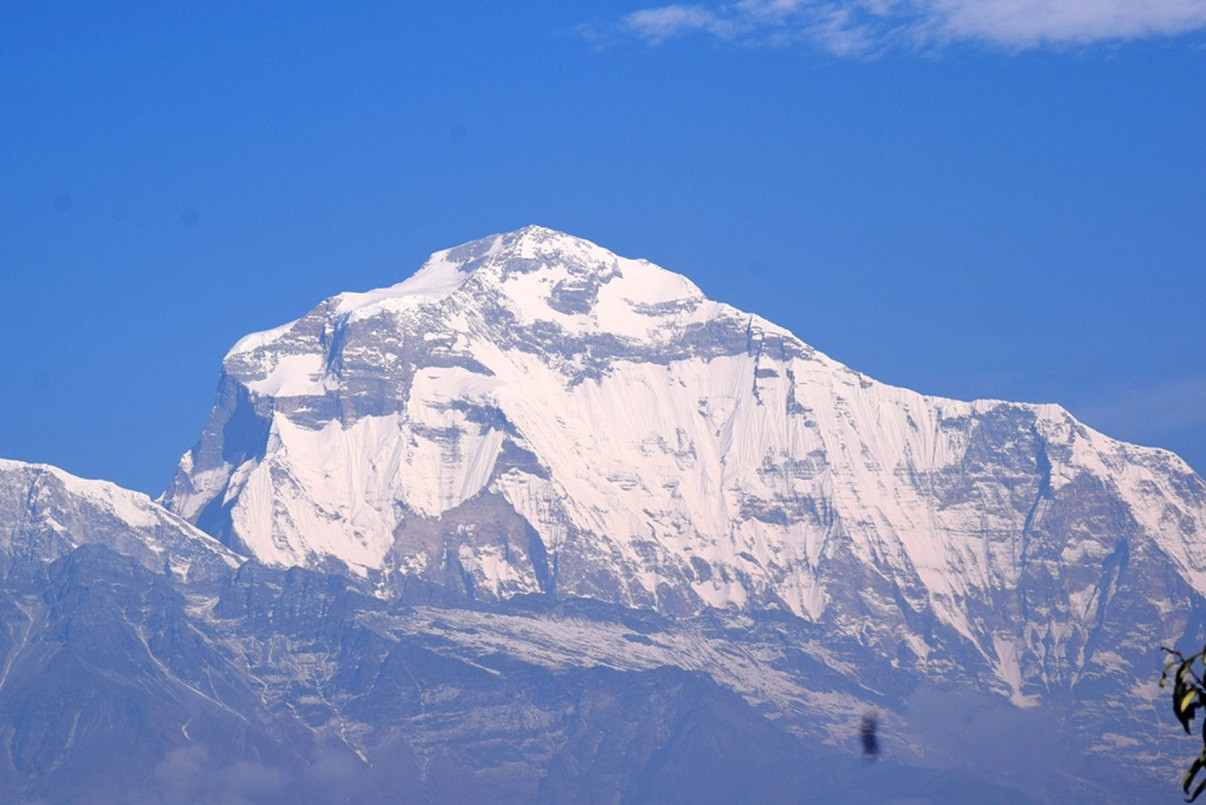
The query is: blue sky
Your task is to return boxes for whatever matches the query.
[2,2,1204,494]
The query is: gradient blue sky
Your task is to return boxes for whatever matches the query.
[2,2,1204,494]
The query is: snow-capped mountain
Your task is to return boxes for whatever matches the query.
[164,225,1206,704]
[3,226,1203,801]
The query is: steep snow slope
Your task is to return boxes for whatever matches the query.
[163,226,1206,700]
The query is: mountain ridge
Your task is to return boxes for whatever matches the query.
[1,227,1204,799]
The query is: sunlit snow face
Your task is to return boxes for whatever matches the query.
[165,227,1206,704]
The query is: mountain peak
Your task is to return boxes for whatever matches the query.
[354,224,698,318]
[494,223,600,254]
[473,224,621,264]
[228,227,710,360]
[455,225,706,325]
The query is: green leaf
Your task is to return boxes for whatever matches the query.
[1184,690,1199,714]
[1185,755,1205,794]
[1176,681,1192,732]
[1188,775,1206,802]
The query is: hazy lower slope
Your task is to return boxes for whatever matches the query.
[0,459,1050,803]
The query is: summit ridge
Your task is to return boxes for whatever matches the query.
[229,225,714,360]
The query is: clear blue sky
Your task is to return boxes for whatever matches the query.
[2,2,1204,494]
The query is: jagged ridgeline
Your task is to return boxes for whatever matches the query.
[2,227,1204,801]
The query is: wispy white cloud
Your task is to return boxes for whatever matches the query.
[934,0,1206,46]
[608,0,1206,54]
[623,5,744,44]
